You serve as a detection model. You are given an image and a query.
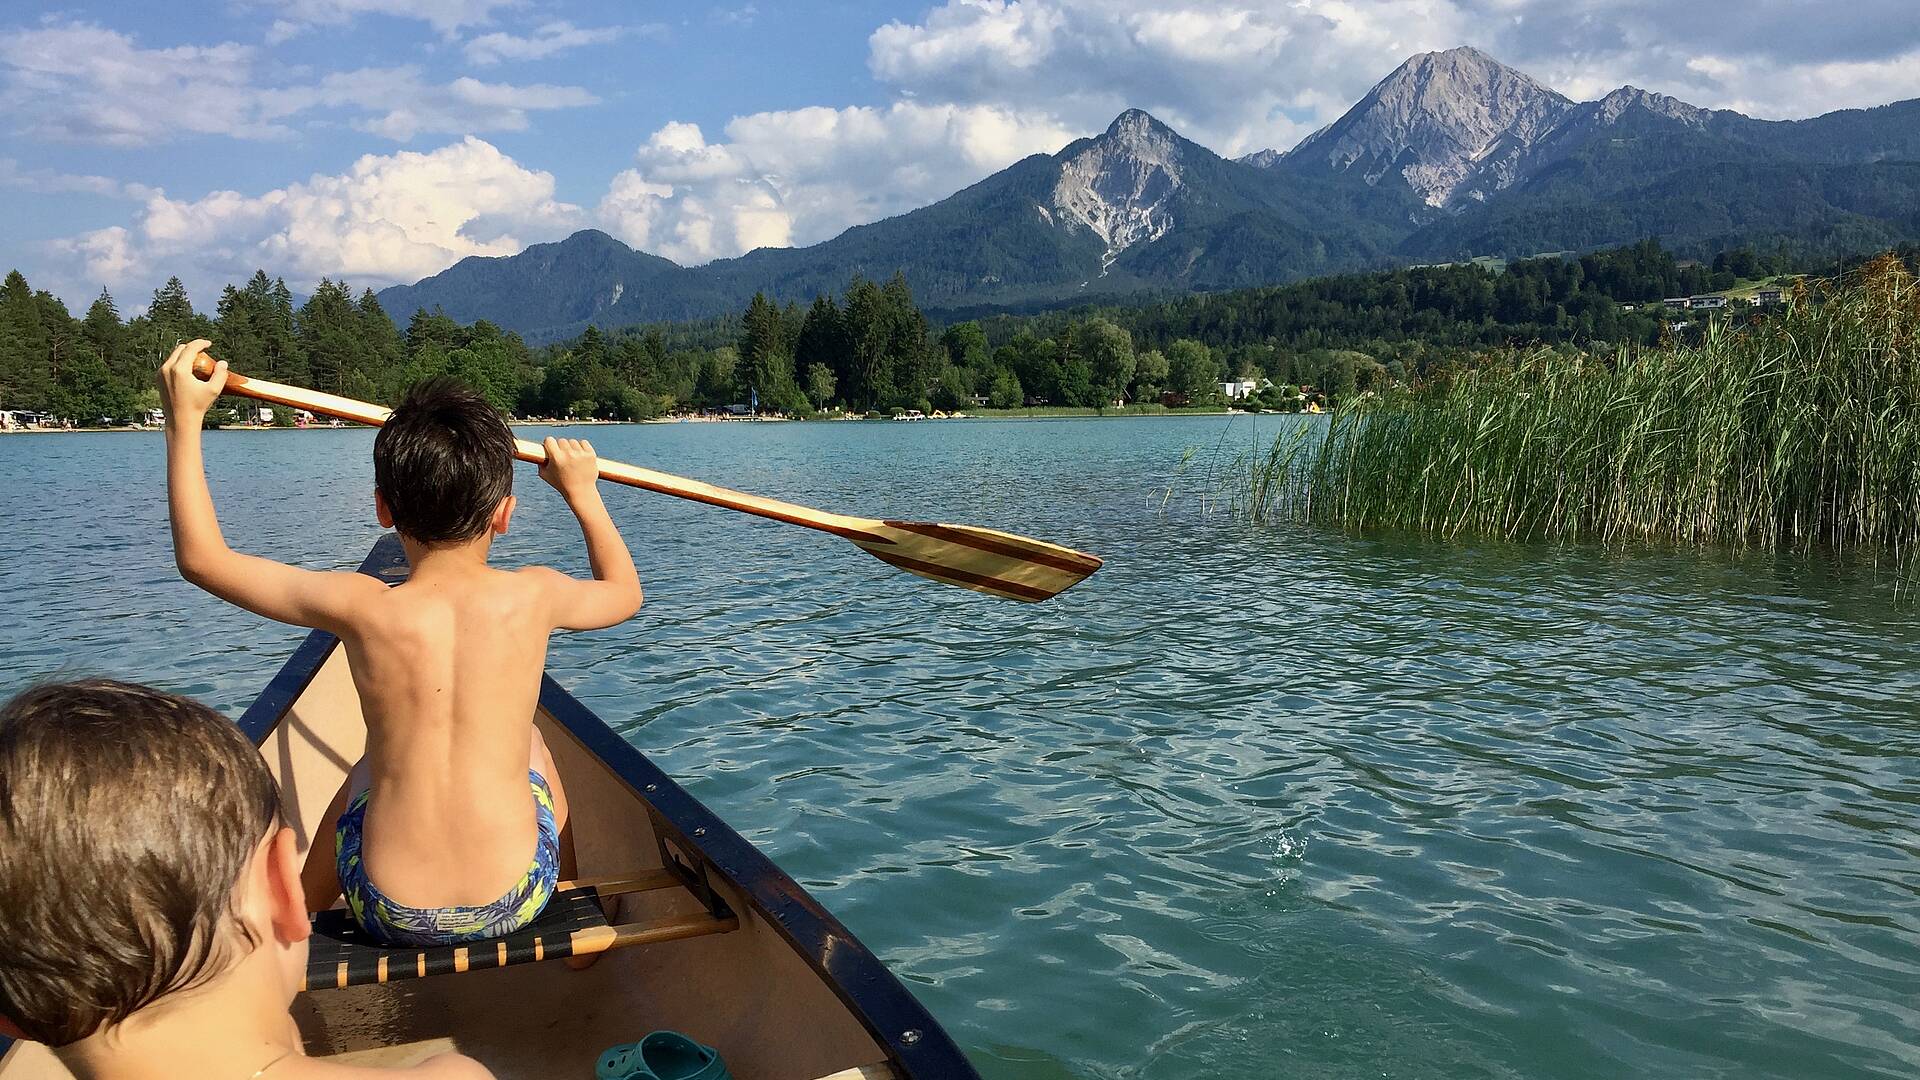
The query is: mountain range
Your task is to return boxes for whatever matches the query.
[378,46,1920,342]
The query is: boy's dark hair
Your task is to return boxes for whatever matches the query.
[374,377,515,544]
[0,680,281,1046]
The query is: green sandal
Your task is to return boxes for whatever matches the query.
[595,1031,730,1080]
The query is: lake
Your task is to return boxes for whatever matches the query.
[1,416,1916,1079]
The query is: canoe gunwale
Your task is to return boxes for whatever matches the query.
[257,535,979,1079]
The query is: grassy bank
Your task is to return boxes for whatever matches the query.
[1241,256,1920,575]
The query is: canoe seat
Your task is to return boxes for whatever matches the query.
[303,870,738,992]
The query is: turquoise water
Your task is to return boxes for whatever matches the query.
[2,417,1917,1079]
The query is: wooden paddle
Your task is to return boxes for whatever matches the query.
[190,356,1102,602]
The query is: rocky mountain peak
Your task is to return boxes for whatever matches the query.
[1592,85,1711,126]
[1045,110,1188,274]
[1278,44,1574,206]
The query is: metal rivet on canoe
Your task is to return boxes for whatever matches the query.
[901,1030,922,1045]
[693,827,706,837]
[645,784,657,792]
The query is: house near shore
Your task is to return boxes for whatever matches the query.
[1220,377,1271,401]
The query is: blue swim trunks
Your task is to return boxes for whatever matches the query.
[336,770,560,947]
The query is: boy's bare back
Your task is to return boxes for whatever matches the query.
[341,562,564,905]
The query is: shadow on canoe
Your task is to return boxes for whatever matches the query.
[0,535,977,1080]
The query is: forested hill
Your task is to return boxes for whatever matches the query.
[9,240,1900,427]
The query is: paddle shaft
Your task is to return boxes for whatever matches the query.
[191,356,882,541]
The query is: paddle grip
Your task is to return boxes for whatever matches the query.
[190,353,250,389]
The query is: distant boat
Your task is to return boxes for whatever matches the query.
[0,536,979,1080]
[893,410,927,422]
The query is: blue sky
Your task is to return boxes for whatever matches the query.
[7,0,1920,312]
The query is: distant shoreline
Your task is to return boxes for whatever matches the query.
[0,410,1249,436]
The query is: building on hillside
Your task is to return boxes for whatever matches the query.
[1754,288,1785,306]
[1687,295,1729,310]
[1663,297,1689,310]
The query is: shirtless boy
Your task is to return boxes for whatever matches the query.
[0,679,492,1079]
[160,340,643,946]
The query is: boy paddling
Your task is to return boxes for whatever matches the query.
[0,679,492,1078]
[160,340,643,946]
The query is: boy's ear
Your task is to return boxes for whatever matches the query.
[266,827,310,945]
[375,489,394,529]
[492,494,516,535]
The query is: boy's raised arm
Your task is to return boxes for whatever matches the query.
[527,437,644,631]
[160,340,383,633]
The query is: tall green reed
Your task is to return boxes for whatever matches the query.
[1242,256,1920,575]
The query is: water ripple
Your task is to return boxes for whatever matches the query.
[3,419,1918,1079]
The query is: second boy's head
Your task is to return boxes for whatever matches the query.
[374,378,517,546]
[0,680,308,1048]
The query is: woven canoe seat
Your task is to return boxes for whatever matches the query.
[303,871,737,992]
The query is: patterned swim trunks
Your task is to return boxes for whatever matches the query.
[336,770,560,947]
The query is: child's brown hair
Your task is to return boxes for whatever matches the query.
[0,680,281,1045]
[374,377,517,544]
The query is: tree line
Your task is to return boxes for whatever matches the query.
[0,238,1855,425]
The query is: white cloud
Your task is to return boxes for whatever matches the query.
[0,158,154,199]
[869,0,1920,158]
[46,138,582,305]
[865,0,1471,156]
[464,21,649,64]
[302,68,601,140]
[597,103,1076,264]
[0,21,600,146]
[0,21,295,145]
[259,0,519,41]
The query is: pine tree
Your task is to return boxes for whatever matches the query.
[295,279,360,395]
[214,284,265,374]
[0,270,53,410]
[147,276,209,343]
[34,291,75,385]
[840,278,888,409]
[795,294,849,390]
[737,293,798,409]
[82,289,129,387]
[356,288,403,391]
[406,308,463,356]
[881,273,932,407]
[265,277,300,382]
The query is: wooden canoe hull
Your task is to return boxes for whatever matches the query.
[0,536,977,1080]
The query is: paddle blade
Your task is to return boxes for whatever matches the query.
[848,521,1102,602]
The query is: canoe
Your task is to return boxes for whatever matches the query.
[0,535,978,1080]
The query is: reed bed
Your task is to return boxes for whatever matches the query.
[1242,255,1920,575]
